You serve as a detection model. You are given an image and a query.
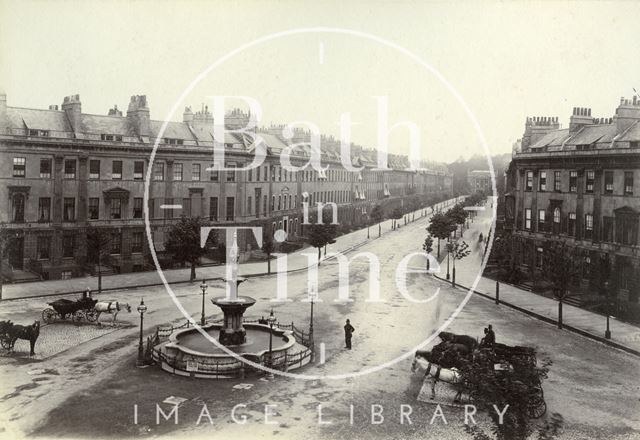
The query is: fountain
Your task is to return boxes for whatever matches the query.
[153,231,310,378]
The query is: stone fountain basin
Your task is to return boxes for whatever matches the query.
[157,323,297,378]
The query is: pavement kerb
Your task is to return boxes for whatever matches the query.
[432,273,640,358]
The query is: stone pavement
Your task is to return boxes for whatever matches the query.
[438,201,640,356]
[1,197,464,301]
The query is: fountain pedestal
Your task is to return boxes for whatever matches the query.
[211,296,256,345]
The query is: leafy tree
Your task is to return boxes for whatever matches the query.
[262,233,275,274]
[422,235,434,271]
[446,240,470,287]
[306,210,337,264]
[370,204,384,238]
[165,216,212,281]
[490,232,520,283]
[427,212,456,259]
[86,226,112,293]
[542,242,580,329]
[447,203,469,236]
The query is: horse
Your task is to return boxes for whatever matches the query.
[94,301,132,324]
[7,321,40,356]
[438,331,478,351]
[412,348,466,402]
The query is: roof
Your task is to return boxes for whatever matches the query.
[6,107,72,133]
[564,124,617,148]
[82,114,133,136]
[528,128,571,151]
[617,120,640,142]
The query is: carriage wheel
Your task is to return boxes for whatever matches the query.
[0,337,10,349]
[528,389,547,419]
[85,310,99,322]
[42,308,57,324]
[73,310,85,324]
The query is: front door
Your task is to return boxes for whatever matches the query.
[9,236,24,270]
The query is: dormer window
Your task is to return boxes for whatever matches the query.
[29,129,49,137]
[101,134,123,141]
[164,138,184,145]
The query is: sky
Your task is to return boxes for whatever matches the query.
[1,0,639,164]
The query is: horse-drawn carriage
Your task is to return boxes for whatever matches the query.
[0,320,41,355]
[412,331,546,419]
[42,297,99,324]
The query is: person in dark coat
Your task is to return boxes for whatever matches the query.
[484,324,496,347]
[344,319,355,349]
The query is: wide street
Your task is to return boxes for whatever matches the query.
[0,202,639,440]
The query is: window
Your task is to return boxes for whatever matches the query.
[263,195,267,216]
[36,236,51,260]
[248,168,253,182]
[247,196,252,215]
[272,195,276,211]
[539,171,547,191]
[552,207,561,233]
[584,214,594,240]
[62,235,75,258]
[209,165,219,181]
[63,198,75,221]
[29,129,49,137]
[568,213,576,236]
[209,197,218,221]
[133,198,143,219]
[134,161,144,180]
[40,159,52,178]
[13,157,26,177]
[89,198,99,220]
[89,160,100,179]
[64,159,76,179]
[553,171,562,192]
[602,216,614,242]
[111,233,121,254]
[192,164,201,181]
[110,198,122,219]
[132,232,143,253]
[617,213,639,245]
[538,210,545,231]
[38,198,51,221]
[524,171,533,191]
[624,171,634,195]
[226,163,236,182]
[112,161,123,180]
[257,166,261,181]
[12,194,25,222]
[226,197,235,221]
[569,171,577,192]
[61,270,72,280]
[173,163,183,181]
[536,247,543,268]
[585,170,594,193]
[525,208,532,230]
[278,195,282,211]
[604,171,614,194]
[153,163,164,181]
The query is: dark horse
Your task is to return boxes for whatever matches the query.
[8,321,40,356]
[438,331,478,351]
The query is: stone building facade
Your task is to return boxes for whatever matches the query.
[504,97,640,302]
[0,93,453,281]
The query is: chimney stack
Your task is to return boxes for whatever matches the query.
[613,96,640,133]
[183,106,194,124]
[569,106,593,133]
[62,94,82,135]
[108,105,122,116]
[127,95,150,137]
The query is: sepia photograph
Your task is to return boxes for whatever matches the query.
[0,1,639,439]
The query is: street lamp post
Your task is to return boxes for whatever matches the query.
[267,308,276,378]
[200,280,208,326]
[136,298,148,367]
[446,235,451,280]
[604,281,611,339]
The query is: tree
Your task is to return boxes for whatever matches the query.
[446,240,470,287]
[262,233,275,274]
[165,216,211,281]
[86,226,112,293]
[370,204,384,238]
[490,232,520,283]
[422,235,434,271]
[427,212,456,259]
[542,242,580,329]
[306,210,337,265]
[391,208,403,230]
[446,203,469,237]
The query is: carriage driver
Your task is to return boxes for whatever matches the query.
[481,324,496,348]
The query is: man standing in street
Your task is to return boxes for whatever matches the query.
[344,319,355,349]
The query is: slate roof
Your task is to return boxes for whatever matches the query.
[6,107,71,132]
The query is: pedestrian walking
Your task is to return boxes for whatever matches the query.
[344,319,355,349]
[485,324,496,347]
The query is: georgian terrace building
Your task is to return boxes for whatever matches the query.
[0,93,452,281]
[504,97,640,302]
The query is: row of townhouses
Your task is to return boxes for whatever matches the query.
[0,93,453,281]
[504,97,640,302]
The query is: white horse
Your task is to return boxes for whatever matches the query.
[94,301,132,324]
[412,353,465,402]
